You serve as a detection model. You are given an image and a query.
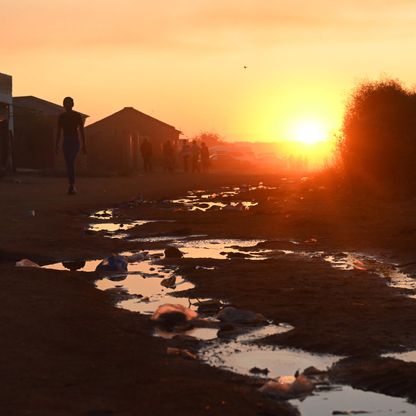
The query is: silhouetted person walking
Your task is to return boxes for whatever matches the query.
[162,139,175,172]
[56,97,86,195]
[140,137,152,172]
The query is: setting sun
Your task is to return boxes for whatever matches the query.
[290,120,329,145]
[278,118,336,169]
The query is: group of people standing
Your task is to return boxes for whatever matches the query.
[140,138,210,174]
[180,140,210,173]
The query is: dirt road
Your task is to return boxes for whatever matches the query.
[1,172,416,415]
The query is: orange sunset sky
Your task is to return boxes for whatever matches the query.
[2,0,416,142]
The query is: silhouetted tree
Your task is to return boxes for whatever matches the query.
[341,79,416,190]
[191,132,223,147]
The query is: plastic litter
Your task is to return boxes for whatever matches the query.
[127,252,149,262]
[152,304,198,327]
[259,374,314,399]
[16,259,41,268]
[217,306,267,325]
[95,254,128,272]
[166,347,197,360]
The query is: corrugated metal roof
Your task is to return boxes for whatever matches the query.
[13,96,89,118]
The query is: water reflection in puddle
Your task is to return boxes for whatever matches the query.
[88,220,150,233]
[44,249,210,317]
[324,252,416,298]
[129,234,207,243]
[383,351,416,363]
[165,184,276,212]
[177,239,264,259]
[48,205,416,414]
[44,259,101,272]
[90,209,114,220]
[200,338,339,380]
[154,327,219,341]
[86,220,158,239]
[292,385,415,415]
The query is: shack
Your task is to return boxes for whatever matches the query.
[13,96,88,171]
[85,107,181,174]
[0,73,14,174]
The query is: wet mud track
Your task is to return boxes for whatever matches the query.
[8,179,416,415]
[77,184,416,411]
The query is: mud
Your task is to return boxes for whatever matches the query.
[2,173,416,415]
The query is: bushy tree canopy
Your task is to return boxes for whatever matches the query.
[341,79,416,189]
[191,132,223,147]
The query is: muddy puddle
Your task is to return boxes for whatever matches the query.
[159,183,277,212]
[383,351,416,363]
[128,234,207,243]
[154,327,219,341]
[87,209,165,239]
[176,238,267,260]
[43,238,270,317]
[292,385,415,415]
[199,325,338,379]
[87,220,153,239]
[324,252,416,298]
[198,324,415,415]
[89,209,114,220]
[43,201,416,415]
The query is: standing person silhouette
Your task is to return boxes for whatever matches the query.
[191,140,200,172]
[181,142,191,172]
[200,142,210,172]
[56,97,86,195]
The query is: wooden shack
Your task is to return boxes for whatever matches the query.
[13,96,88,171]
[85,107,181,174]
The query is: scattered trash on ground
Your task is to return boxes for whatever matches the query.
[166,347,197,360]
[217,306,267,325]
[259,373,315,399]
[16,259,41,268]
[96,255,128,273]
[152,304,198,328]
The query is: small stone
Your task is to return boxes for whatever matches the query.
[303,366,326,376]
[161,276,176,288]
[164,246,184,258]
[249,367,270,376]
[62,260,86,271]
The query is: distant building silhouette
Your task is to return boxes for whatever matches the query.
[0,73,14,174]
[85,107,180,174]
[13,96,88,171]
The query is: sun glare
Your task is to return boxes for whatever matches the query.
[280,118,336,169]
[291,120,329,145]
